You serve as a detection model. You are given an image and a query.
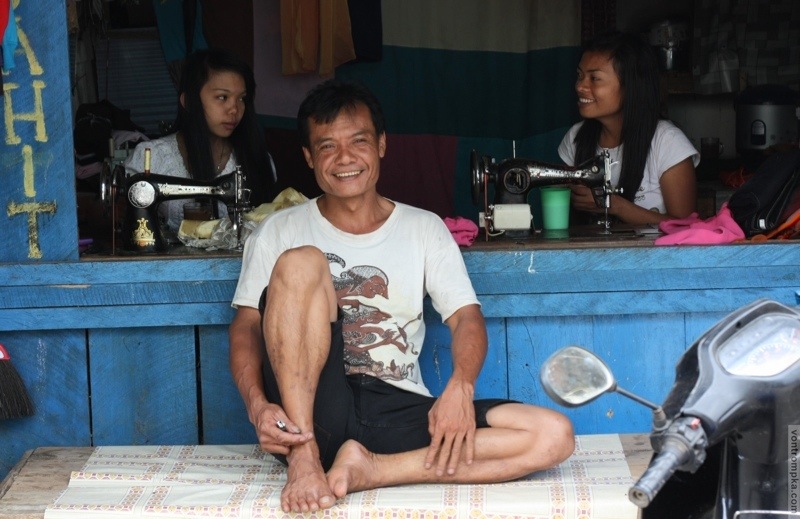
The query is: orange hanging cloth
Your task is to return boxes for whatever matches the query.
[280,0,355,76]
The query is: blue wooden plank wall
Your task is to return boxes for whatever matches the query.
[1,0,800,486]
[1,0,77,263]
[90,327,199,445]
[1,243,799,479]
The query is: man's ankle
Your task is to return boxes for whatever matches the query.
[287,440,320,463]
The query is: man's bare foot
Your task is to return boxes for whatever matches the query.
[326,439,380,498]
[283,447,336,512]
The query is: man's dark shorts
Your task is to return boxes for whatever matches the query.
[259,287,516,470]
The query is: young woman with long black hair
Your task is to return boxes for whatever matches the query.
[125,48,277,232]
[558,31,698,225]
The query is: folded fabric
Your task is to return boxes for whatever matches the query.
[444,216,479,246]
[655,203,745,245]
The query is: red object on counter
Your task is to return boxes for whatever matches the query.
[719,165,753,189]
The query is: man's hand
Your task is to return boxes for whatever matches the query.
[251,400,314,455]
[424,379,476,476]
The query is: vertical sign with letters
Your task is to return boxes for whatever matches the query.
[2,0,77,262]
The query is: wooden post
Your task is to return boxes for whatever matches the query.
[1,0,77,262]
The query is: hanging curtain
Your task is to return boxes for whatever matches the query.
[339,0,582,139]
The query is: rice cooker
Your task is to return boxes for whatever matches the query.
[735,84,799,157]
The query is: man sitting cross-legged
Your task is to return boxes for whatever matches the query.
[228,79,575,513]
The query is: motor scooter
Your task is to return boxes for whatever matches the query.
[540,299,800,519]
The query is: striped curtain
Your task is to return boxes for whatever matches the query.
[253,0,582,219]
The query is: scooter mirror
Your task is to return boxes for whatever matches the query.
[540,346,616,407]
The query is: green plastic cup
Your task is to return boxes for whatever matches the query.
[540,186,571,230]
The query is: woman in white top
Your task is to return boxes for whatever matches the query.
[125,48,276,231]
[558,31,698,225]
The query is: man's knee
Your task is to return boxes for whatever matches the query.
[489,404,575,470]
[267,246,338,321]
[543,411,575,466]
[272,246,330,285]
[275,245,327,269]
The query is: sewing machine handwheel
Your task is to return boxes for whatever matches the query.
[470,149,484,206]
[99,162,124,208]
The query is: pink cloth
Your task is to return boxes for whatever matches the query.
[444,216,479,246]
[654,203,744,245]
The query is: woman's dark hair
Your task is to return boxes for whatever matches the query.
[297,79,385,148]
[573,31,662,201]
[175,48,274,204]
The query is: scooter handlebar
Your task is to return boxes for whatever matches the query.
[628,449,687,507]
[629,417,708,508]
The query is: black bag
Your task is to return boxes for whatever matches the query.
[73,100,145,162]
[727,149,800,237]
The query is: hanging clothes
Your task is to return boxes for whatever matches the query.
[279,0,355,76]
[152,0,208,62]
[152,0,208,87]
[347,0,382,62]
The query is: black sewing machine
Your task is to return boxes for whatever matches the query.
[470,149,617,237]
[100,165,252,253]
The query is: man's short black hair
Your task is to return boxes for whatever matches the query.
[297,79,386,148]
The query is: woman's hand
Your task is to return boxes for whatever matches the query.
[569,185,604,214]
[569,155,697,226]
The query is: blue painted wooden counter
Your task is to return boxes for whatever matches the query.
[1,240,799,478]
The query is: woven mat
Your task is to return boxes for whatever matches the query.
[44,434,637,519]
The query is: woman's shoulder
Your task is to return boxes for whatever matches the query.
[654,119,685,135]
[651,119,699,166]
[653,120,697,148]
[135,133,178,149]
[126,134,178,160]
[557,121,584,165]
[565,120,584,138]
[125,133,187,175]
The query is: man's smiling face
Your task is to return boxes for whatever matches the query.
[303,103,386,202]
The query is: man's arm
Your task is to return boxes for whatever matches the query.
[424,303,487,475]
[229,306,311,454]
[229,307,268,422]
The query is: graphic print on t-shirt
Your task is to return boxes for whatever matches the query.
[326,252,422,382]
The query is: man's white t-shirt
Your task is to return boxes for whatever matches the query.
[558,120,699,214]
[232,198,479,397]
